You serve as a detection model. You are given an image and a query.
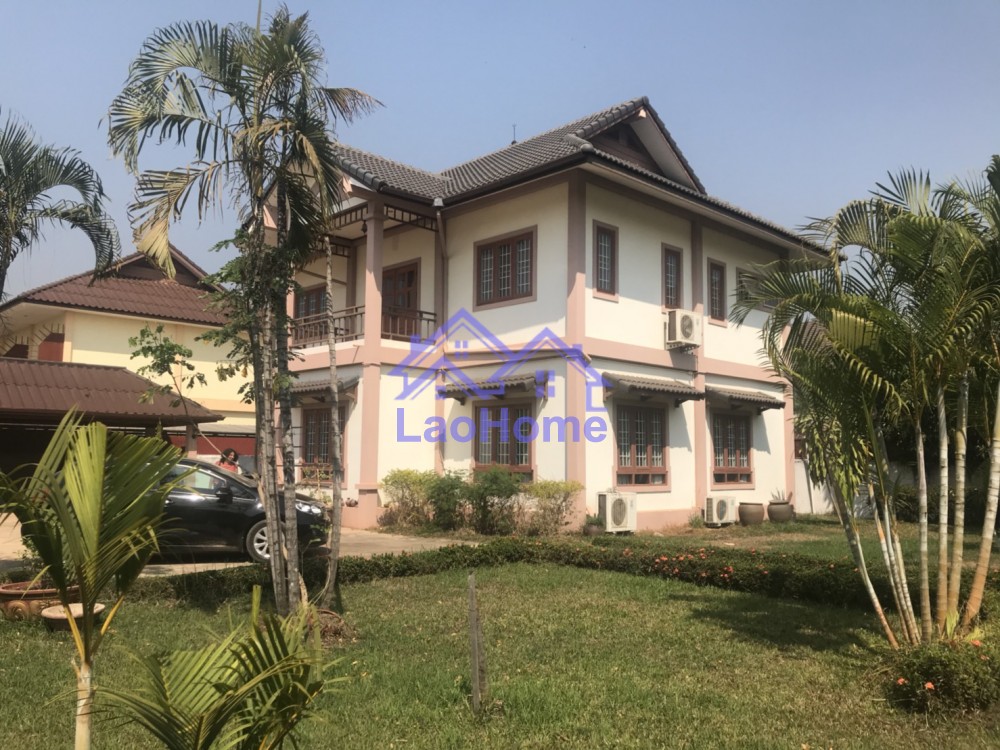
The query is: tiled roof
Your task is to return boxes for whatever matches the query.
[0,247,226,326]
[0,358,223,427]
[332,97,816,251]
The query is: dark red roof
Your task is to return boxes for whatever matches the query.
[0,358,223,427]
[0,246,226,326]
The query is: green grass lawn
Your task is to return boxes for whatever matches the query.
[2,562,999,749]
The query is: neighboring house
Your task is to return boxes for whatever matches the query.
[284,96,820,529]
[0,247,255,459]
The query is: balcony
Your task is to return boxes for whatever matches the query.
[291,305,436,347]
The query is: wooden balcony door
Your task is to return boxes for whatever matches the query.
[382,261,419,338]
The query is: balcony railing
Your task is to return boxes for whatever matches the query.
[291,305,436,346]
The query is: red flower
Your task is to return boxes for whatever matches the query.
[971,639,983,647]
[896,677,907,685]
[924,682,935,690]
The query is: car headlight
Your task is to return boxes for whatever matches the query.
[296,502,324,516]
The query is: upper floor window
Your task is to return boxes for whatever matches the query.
[709,261,726,321]
[712,413,752,485]
[295,286,326,319]
[615,404,667,486]
[663,246,682,309]
[594,222,618,296]
[474,403,533,480]
[476,230,533,307]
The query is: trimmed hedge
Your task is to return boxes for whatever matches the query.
[128,535,1000,616]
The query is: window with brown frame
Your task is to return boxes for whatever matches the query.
[295,286,326,319]
[301,405,347,481]
[594,223,617,295]
[615,404,668,486]
[476,231,533,306]
[663,246,682,309]
[712,413,752,484]
[709,261,726,321]
[474,403,533,479]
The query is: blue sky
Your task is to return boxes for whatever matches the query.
[3,0,1000,296]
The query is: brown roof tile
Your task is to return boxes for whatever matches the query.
[0,358,223,427]
[332,97,819,252]
[1,247,226,326]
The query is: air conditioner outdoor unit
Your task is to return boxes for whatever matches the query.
[598,492,638,533]
[704,496,737,527]
[664,308,702,350]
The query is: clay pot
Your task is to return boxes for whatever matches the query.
[0,581,81,621]
[767,502,794,523]
[738,502,765,526]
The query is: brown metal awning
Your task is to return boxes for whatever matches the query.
[0,358,223,427]
[707,385,785,412]
[290,376,360,402]
[439,374,543,404]
[602,372,704,407]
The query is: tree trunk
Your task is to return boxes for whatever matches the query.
[74,660,92,750]
[275,290,302,614]
[321,247,344,610]
[915,419,932,642]
[830,477,899,648]
[259,301,289,616]
[273,177,301,614]
[935,385,950,632]
[948,373,969,621]
[961,376,1000,629]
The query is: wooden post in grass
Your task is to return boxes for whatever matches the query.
[468,570,488,714]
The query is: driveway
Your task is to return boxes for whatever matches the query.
[0,514,464,577]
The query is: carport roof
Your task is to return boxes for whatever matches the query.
[0,358,223,427]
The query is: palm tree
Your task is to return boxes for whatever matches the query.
[0,111,119,303]
[107,6,377,614]
[101,587,328,750]
[0,411,180,750]
[734,168,1000,644]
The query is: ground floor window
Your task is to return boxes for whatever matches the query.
[615,404,667,486]
[712,413,752,485]
[474,403,533,480]
[301,405,347,482]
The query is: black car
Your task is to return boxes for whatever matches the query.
[159,458,328,563]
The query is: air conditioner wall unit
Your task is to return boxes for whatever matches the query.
[704,496,737,526]
[598,492,638,533]
[665,308,702,349]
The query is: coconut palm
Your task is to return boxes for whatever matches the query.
[0,411,180,750]
[0,111,119,303]
[107,5,377,614]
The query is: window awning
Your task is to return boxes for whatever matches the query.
[602,371,704,406]
[439,373,544,404]
[290,376,360,402]
[707,385,785,412]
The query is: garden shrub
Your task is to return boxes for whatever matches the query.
[888,640,1000,713]
[519,479,583,536]
[379,469,437,527]
[468,467,522,535]
[427,472,468,531]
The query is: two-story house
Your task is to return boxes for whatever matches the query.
[287,97,817,529]
[0,247,255,460]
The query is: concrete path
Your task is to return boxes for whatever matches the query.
[0,514,464,577]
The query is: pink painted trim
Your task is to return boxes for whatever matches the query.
[472,226,539,312]
[363,201,385,351]
[707,318,728,328]
[691,222,704,315]
[565,175,587,497]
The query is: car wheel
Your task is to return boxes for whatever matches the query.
[246,520,270,563]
